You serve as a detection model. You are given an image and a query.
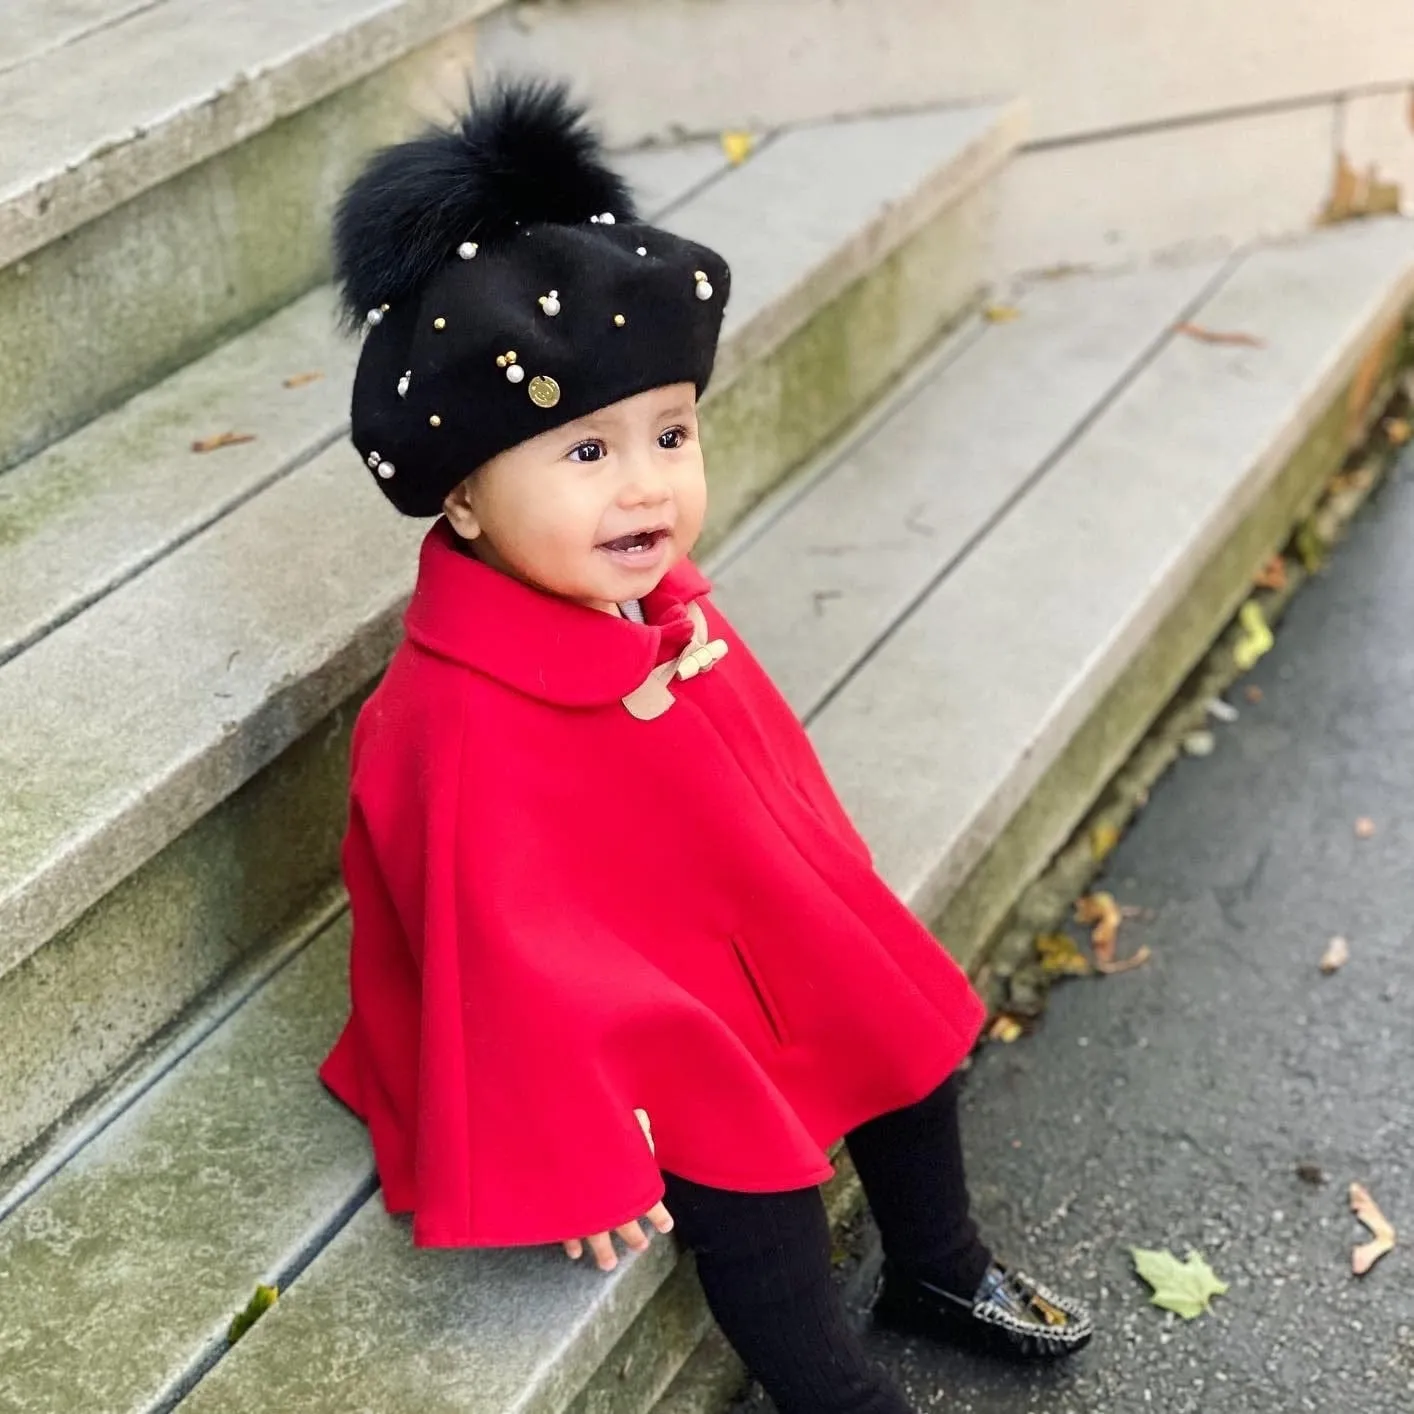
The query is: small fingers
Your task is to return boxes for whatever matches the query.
[563,1238,583,1261]
[586,1232,618,1271]
[644,1202,675,1234]
[616,1220,650,1254]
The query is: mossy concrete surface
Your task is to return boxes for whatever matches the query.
[698,185,993,556]
[0,28,478,476]
[0,686,368,1176]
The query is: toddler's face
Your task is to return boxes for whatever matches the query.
[442,382,706,614]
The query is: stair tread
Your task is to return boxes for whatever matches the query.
[0,102,1013,993]
[806,218,1414,916]
[2,217,1409,1413]
[0,922,369,1414]
[0,0,500,269]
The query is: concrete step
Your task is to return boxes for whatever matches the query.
[0,0,496,474]
[0,218,1400,1414]
[0,101,1015,1178]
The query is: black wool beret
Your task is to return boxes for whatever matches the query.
[334,79,731,517]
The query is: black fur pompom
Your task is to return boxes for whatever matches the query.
[333,77,636,327]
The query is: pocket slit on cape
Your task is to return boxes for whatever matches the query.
[729,935,789,1046]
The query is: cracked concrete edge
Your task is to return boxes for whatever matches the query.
[951,329,1414,1022]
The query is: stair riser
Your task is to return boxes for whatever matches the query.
[0,30,477,477]
[698,182,993,553]
[0,689,366,1177]
[0,172,996,1174]
[934,314,1413,969]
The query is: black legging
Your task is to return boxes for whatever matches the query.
[661,1070,991,1414]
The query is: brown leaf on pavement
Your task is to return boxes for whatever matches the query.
[282,370,324,389]
[1177,322,1266,348]
[1350,1182,1397,1276]
[1254,555,1289,591]
[1384,416,1411,446]
[1355,817,1377,839]
[1074,893,1152,973]
[192,431,256,453]
[1245,685,1265,704]
[1319,936,1350,974]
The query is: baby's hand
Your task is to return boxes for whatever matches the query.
[562,1202,675,1272]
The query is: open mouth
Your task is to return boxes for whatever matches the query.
[598,527,671,556]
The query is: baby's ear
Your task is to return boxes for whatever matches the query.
[442,479,481,540]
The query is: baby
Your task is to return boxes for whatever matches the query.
[319,78,1093,1414]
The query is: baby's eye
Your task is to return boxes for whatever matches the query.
[659,426,687,450]
[568,440,606,464]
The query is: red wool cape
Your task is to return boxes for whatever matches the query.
[320,517,987,1247]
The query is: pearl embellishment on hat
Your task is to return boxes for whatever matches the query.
[457,241,479,260]
[365,303,389,326]
[397,370,410,399]
[434,317,446,330]
[497,350,525,384]
[429,414,442,427]
[367,450,395,479]
[636,246,648,256]
[694,270,713,301]
[613,313,626,327]
[590,212,616,225]
[538,290,561,316]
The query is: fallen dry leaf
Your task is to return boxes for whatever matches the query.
[982,303,1022,324]
[988,1014,1025,1044]
[1131,1247,1229,1319]
[1234,601,1275,670]
[720,131,755,166]
[1350,1182,1397,1276]
[1254,555,1289,591]
[192,431,256,453]
[1355,817,1377,840]
[1319,935,1350,974]
[1089,822,1121,862]
[1177,322,1266,349]
[1295,1161,1328,1186]
[282,370,324,389]
[1036,932,1092,977]
[1245,685,1265,704]
[1385,416,1411,446]
[1075,891,1152,974]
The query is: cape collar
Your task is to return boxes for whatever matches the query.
[403,517,714,708]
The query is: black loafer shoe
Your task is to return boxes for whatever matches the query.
[871,1258,1094,1360]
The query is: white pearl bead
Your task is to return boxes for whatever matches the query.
[542,295,561,316]
[365,307,383,326]
[457,241,478,259]
[377,461,396,479]
[600,212,616,225]
[695,280,714,301]
[506,364,526,384]
[636,246,647,256]
[396,371,410,398]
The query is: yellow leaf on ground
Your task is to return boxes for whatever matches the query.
[1350,1183,1397,1276]
[720,131,755,165]
[988,1015,1025,1044]
[1075,892,1152,973]
[982,304,1022,323]
[1037,933,1092,977]
[192,431,256,453]
[1233,601,1275,670]
[1089,822,1120,862]
[1319,935,1350,974]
